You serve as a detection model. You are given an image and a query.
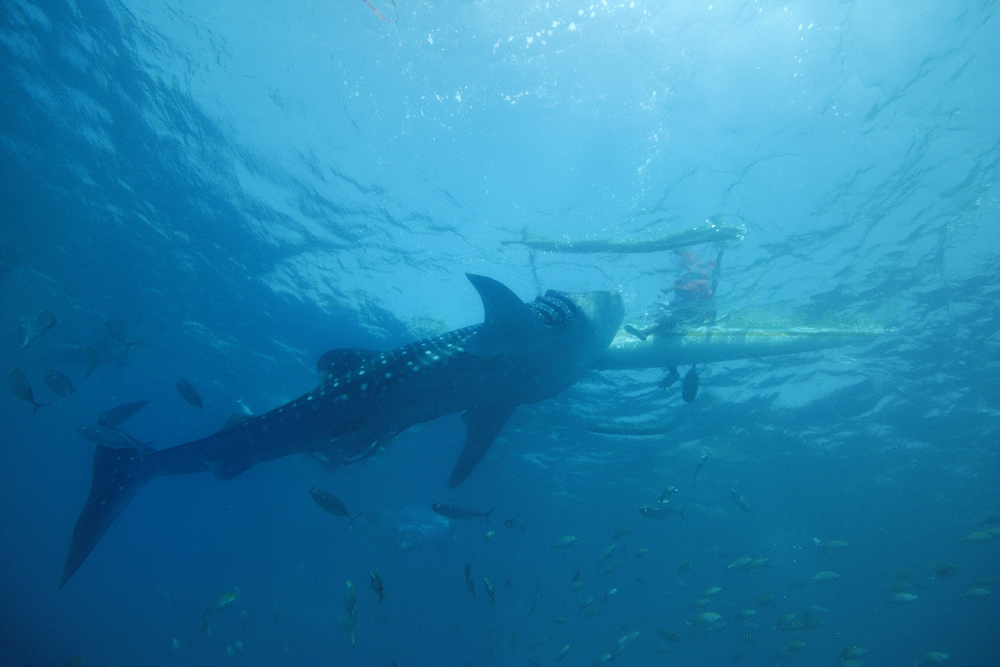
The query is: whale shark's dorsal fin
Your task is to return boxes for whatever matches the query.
[97,400,151,429]
[465,273,545,357]
[451,275,544,485]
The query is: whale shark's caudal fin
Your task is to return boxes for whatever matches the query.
[62,447,155,587]
[62,445,210,586]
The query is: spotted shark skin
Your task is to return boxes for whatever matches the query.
[62,274,624,585]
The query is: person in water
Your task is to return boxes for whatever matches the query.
[624,248,723,395]
[625,247,722,340]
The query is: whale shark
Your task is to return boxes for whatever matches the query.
[62,274,625,585]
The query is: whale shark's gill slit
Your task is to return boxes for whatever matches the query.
[529,292,578,326]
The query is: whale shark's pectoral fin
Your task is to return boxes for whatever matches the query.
[465,273,546,357]
[449,402,517,488]
[97,400,151,429]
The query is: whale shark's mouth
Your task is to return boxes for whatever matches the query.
[529,291,578,327]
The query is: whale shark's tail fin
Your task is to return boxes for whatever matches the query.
[63,440,215,586]
[62,446,156,587]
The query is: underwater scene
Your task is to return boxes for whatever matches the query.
[1,1,998,666]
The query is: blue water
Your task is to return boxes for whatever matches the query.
[2,0,998,665]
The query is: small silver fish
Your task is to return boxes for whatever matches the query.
[693,452,709,480]
[309,488,362,525]
[639,503,686,520]
[76,425,152,459]
[42,368,76,396]
[17,317,36,349]
[370,571,385,603]
[6,367,49,414]
[431,503,494,523]
[37,310,57,334]
[344,580,357,615]
[98,400,151,428]
[105,317,129,344]
[175,377,204,411]
[202,592,238,618]
[77,424,143,448]
[682,366,699,403]
[731,490,754,515]
[612,526,633,539]
[342,607,357,647]
[659,486,679,502]
[83,347,100,379]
